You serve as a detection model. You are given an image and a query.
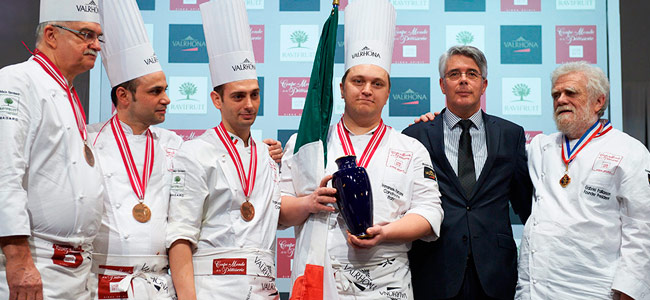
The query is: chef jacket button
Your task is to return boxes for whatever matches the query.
[532,249,536,253]
[77,229,82,233]
[533,279,538,284]
[116,203,121,209]
[123,234,129,240]
[72,160,77,165]
[540,172,545,178]
[533,222,538,226]
[66,126,71,130]
[51,92,56,98]
[97,143,104,150]
[78,195,84,201]
[106,173,112,178]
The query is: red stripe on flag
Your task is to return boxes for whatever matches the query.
[290,264,324,300]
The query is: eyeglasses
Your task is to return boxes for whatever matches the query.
[445,70,483,81]
[53,24,105,43]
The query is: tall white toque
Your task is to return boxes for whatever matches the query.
[40,0,100,23]
[344,0,396,74]
[99,0,162,87]
[200,0,257,88]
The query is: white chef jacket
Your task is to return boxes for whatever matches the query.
[0,57,105,298]
[86,122,182,300]
[166,129,281,298]
[280,123,444,264]
[516,127,650,300]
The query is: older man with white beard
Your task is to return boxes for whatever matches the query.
[516,62,650,300]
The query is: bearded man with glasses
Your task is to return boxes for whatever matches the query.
[403,45,533,300]
[0,1,105,299]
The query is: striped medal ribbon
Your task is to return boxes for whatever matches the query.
[336,117,387,169]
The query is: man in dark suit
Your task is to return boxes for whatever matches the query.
[403,45,533,300]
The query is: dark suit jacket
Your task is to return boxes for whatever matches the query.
[403,109,532,300]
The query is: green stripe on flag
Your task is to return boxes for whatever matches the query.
[293,6,339,168]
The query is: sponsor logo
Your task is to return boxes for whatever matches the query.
[231,58,256,72]
[335,25,345,63]
[646,169,650,186]
[445,0,485,11]
[524,131,543,144]
[344,264,377,291]
[393,25,430,64]
[592,152,622,175]
[170,129,204,142]
[76,0,98,13]
[502,78,541,115]
[276,238,295,278]
[389,78,430,117]
[556,25,597,63]
[251,25,265,63]
[386,149,413,174]
[379,287,408,299]
[278,77,309,116]
[446,25,485,51]
[169,25,208,63]
[144,53,159,65]
[213,258,247,275]
[424,166,437,181]
[281,25,318,61]
[352,46,381,59]
[280,0,319,11]
[168,76,208,114]
[501,25,542,64]
[391,0,429,10]
[501,0,541,12]
[136,0,155,10]
[0,90,19,117]
[556,0,595,10]
[245,0,264,9]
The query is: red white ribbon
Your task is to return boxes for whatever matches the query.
[214,123,257,198]
[336,117,387,168]
[32,50,88,142]
[110,115,154,200]
[562,119,610,165]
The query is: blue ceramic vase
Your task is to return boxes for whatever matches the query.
[332,155,373,238]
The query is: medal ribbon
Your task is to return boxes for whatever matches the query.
[32,50,88,142]
[214,123,257,198]
[336,117,387,168]
[561,119,609,165]
[110,115,154,200]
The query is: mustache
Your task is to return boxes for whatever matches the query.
[84,49,98,56]
[554,105,574,116]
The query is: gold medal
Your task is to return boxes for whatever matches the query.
[240,201,255,222]
[84,143,95,167]
[132,203,152,223]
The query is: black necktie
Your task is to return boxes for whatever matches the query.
[458,120,475,197]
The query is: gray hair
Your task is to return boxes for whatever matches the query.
[438,45,488,79]
[551,61,610,117]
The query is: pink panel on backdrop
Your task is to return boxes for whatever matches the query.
[525,131,543,144]
[251,25,265,63]
[338,0,348,11]
[277,238,296,278]
[170,0,210,11]
[278,77,310,116]
[481,93,486,112]
[556,25,597,64]
[393,25,430,64]
[500,0,541,12]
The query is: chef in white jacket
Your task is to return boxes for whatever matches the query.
[0,1,105,299]
[516,62,650,300]
[279,0,443,299]
[85,0,181,299]
[166,0,281,299]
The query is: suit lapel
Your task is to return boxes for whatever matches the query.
[431,109,467,200]
[470,111,500,201]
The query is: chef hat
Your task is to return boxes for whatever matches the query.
[200,0,257,88]
[344,0,396,74]
[99,0,162,87]
[40,0,100,24]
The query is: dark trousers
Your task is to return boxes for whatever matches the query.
[443,256,499,300]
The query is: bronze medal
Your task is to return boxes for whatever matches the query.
[559,174,571,188]
[84,143,95,167]
[240,201,255,222]
[132,203,152,223]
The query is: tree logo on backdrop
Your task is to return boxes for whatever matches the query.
[290,30,309,48]
[511,83,531,102]
[502,78,541,115]
[456,31,474,45]
[178,82,198,100]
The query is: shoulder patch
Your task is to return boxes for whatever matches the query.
[646,169,650,186]
[0,90,20,120]
[424,166,437,181]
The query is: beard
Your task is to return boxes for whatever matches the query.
[553,102,598,139]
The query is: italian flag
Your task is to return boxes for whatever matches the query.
[289,3,339,300]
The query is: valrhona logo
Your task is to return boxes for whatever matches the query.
[173,35,205,52]
[232,58,255,72]
[504,36,539,53]
[392,89,427,104]
[352,46,381,59]
[144,54,159,65]
[77,0,98,13]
